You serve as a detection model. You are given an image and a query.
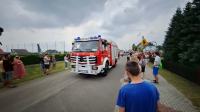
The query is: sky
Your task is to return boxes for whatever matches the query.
[0,0,190,52]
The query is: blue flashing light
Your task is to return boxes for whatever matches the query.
[74,36,101,42]
[74,37,81,41]
[90,36,101,40]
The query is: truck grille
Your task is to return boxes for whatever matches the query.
[70,56,97,64]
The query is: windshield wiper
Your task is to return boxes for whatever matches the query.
[84,49,96,52]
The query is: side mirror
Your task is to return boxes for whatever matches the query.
[102,40,108,47]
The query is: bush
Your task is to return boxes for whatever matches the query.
[13,53,68,66]
[20,55,40,65]
[55,54,65,61]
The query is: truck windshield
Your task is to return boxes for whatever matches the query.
[72,41,98,52]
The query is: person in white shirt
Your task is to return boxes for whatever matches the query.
[64,54,70,69]
[43,54,50,75]
[153,52,161,83]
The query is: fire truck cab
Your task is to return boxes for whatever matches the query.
[70,36,119,75]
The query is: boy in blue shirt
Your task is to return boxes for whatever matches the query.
[116,61,160,112]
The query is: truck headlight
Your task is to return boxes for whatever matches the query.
[92,65,98,70]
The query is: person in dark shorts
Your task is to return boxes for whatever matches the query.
[153,52,161,83]
[43,54,50,75]
[139,54,146,78]
[3,54,16,88]
[116,61,160,112]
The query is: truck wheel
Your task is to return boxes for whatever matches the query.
[101,62,109,76]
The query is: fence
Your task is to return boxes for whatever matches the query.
[17,54,66,65]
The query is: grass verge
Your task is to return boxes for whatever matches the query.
[0,61,65,87]
[149,64,200,110]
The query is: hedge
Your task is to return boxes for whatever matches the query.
[149,57,200,85]
[14,54,67,65]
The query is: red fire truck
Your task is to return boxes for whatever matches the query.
[70,35,119,76]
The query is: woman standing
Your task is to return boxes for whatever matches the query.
[13,56,26,79]
[139,54,147,78]
[43,54,50,75]
[64,54,70,69]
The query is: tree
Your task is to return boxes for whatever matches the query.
[163,0,200,66]
[163,8,184,62]
[178,1,200,65]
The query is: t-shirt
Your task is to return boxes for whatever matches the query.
[139,59,146,67]
[154,56,161,67]
[43,56,50,65]
[116,81,159,112]
[64,56,69,62]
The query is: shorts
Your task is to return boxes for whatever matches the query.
[141,66,145,72]
[44,64,50,69]
[153,67,159,76]
[5,71,13,80]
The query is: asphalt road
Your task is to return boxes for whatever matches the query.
[0,57,125,112]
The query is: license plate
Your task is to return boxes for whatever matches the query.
[78,70,88,73]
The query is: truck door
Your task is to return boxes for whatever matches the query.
[101,40,109,65]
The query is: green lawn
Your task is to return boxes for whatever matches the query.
[149,64,200,110]
[0,61,65,87]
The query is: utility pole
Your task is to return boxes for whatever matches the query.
[64,41,65,53]
[24,43,26,49]
[46,43,48,51]
[6,45,8,52]
[55,41,57,50]
[32,43,34,52]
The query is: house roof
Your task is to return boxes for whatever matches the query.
[45,49,59,54]
[0,48,9,55]
[11,49,29,54]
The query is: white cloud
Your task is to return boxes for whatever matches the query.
[0,0,190,52]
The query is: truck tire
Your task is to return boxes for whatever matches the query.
[101,62,109,76]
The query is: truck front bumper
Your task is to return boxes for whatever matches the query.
[71,64,103,75]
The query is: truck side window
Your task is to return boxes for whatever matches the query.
[102,40,108,51]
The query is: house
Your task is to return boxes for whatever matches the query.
[11,49,30,55]
[0,48,9,55]
[45,49,59,55]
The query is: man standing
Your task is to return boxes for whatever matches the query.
[3,54,16,88]
[116,61,160,112]
[153,52,161,83]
